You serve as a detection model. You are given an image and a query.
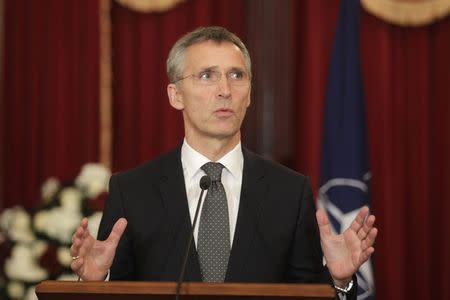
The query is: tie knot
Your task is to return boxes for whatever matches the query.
[201,162,224,182]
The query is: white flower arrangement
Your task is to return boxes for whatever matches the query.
[5,244,48,282]
[0,207,36,244]
[75,163,111,198]
[0,163,109,300]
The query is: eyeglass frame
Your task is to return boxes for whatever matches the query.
[173,67,251,86]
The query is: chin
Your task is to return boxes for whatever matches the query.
[207,128,239,140]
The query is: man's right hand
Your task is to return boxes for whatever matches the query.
[70,217,127,281]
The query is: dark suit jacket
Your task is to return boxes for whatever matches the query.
[98,145,356,298]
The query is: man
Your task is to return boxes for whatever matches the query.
[70,27,377,298]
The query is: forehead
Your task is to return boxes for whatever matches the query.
[183,40,246,71]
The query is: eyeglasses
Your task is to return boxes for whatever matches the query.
[174,69,250,86]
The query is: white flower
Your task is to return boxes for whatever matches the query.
[1,207,27,231]
[60,187,83,212]
[0,207,35,243]
[33,210,50,234]
[57,247,72,267]
[0,207,15,231]
[57,273,79,281]
[34,203,83,243]
[5,244,47,282]
[43,207,82,244]
[10,211,35,243]
[41,177,61,204]
[31,240,48,258]
[87,212,103,239]
[7,281,25,299]
[75,163,111,198]
[24,286,38,300]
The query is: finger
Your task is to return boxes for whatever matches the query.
[70,232,85,257]
[362,228,378,250]
[107,218,128,245]
[316,209,332,237]
[77,236,91,258]
[72,226,84,243]
[357,214,375,240]
[70,257,84,274]
[70,237,83,257]
[72,232,95,259]
[349,206,370,232]
[359,246,375,264]
[71,218,89,244]
[70,224,89,257]
[77,218,89,238]
[80,217,89,229]
[82,226,91,239]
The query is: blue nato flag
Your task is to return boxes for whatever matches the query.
[318,0,375,299]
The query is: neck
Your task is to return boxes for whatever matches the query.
[185,133,241,161]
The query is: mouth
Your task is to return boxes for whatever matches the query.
[214,108,234,117]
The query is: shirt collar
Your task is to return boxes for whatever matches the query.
[181,138,243,181]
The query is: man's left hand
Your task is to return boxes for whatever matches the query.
[316,206,378,287]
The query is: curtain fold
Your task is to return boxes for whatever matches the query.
[361,10,450,299]
[291,0,341,193]
[1,0,100,209]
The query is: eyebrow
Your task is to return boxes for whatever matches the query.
[197,66,219,72]
[197,66,246,73]
[228,66,246,73]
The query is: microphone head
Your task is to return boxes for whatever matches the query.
[199,175,211,190]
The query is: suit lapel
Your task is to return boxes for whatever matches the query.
[157,146,267,282]
[158,146,202,281]
[226,148,267,282]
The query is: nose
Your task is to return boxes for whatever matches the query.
[217,75,232,99]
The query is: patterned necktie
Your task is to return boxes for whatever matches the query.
[197,162,230,282]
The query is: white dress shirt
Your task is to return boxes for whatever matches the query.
[181,139,243,248]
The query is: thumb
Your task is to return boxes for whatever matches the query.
[316,209,332,237]
[107,218,128,245]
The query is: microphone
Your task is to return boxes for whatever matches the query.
[199,175,212,190]
[175,175,211,299]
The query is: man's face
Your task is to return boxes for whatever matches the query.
[168,40,251,142]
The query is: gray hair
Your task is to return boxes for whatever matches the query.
[166,26,252,83]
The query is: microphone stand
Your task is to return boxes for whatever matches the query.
[175,176,211,300]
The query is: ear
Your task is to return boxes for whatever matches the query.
[245,85,251,108]
[167,83,184,111]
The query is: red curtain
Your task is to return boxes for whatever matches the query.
[361,10,450,300]
[111,0,246,172]
[292,2,450,299]
[1,0,100,209]
[291,0,341,193]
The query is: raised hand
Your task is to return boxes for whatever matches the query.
[316,206,377,287]
[70,217,127,281]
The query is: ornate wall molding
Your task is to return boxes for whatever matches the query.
[116,0,185,13]
[361,0,450,26]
